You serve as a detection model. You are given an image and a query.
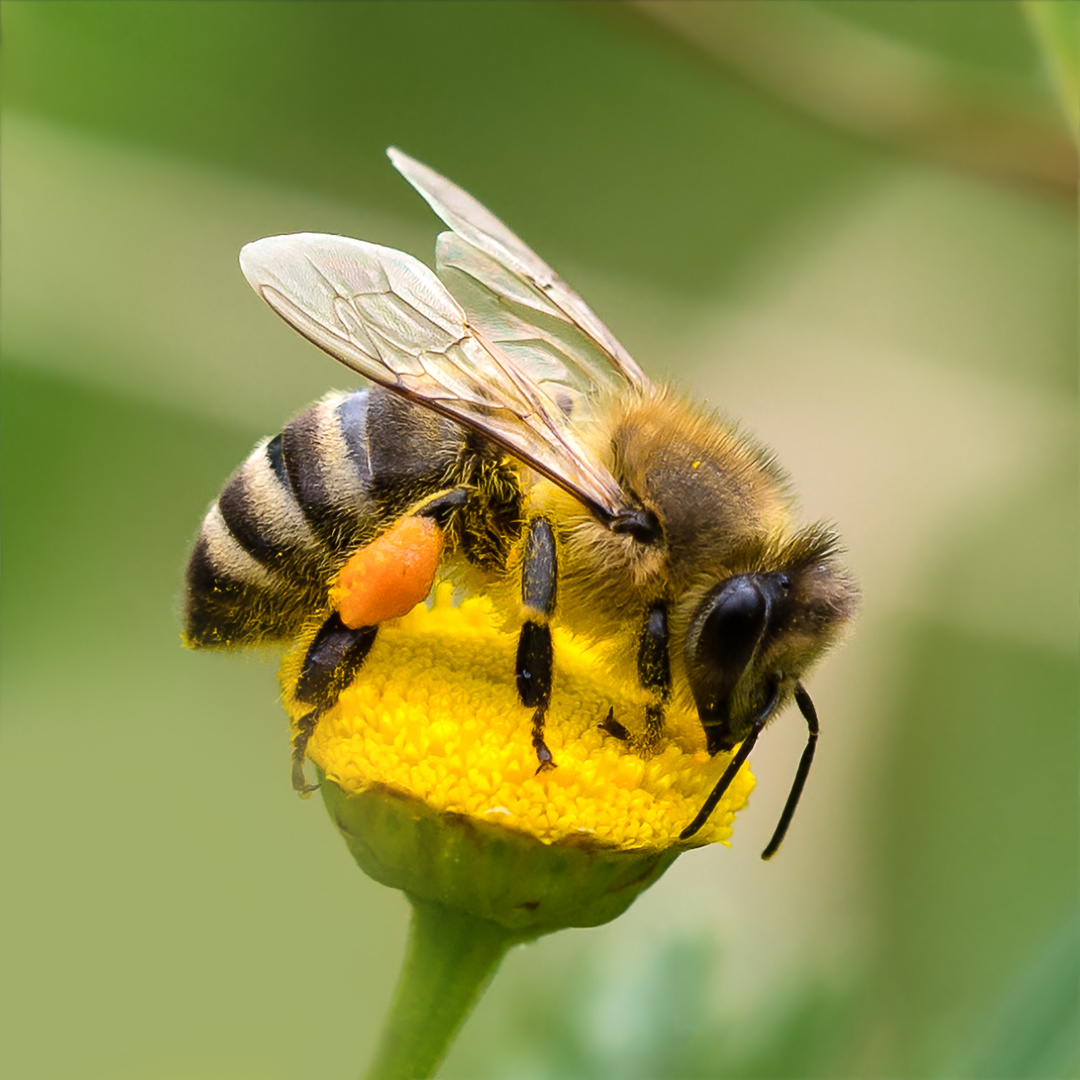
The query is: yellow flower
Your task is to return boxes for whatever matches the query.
[283,584,752,851]
[277,584,755,1078]
[282,583,751,884]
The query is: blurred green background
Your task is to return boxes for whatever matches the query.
[2,2,1076,1078]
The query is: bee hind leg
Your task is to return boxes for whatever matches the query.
[291,612,378,795]
[516,518,557,772]
[291,710,322,795]
[288,507,450,794]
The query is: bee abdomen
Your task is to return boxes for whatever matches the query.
[215,431,331,585]
[184,511,316,647]
[279,392,377,556]
[184,388,473,650]
[186,391,381,648]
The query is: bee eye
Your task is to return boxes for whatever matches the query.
[778,573,792,590]
[700,578,768,661]
[686,575,771,722]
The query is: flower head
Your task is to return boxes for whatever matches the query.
[285,586,753,848]
[280,584,752,932]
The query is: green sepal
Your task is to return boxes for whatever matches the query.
[319,770,681,935]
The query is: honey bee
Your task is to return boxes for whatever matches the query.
[185,149,857,857]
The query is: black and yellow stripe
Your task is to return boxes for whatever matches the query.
[184,387,468,649]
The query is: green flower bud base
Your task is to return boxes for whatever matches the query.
[320,772,683,1078]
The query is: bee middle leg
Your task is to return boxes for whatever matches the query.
[516,517,557,771]
[637,603,671,750]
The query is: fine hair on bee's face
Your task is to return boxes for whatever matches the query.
[184,148,858,857]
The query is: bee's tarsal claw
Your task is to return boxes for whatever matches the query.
[599,708,631,742]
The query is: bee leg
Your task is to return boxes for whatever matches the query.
[516,518,557,772]
[291,711,321,795]
[289,504,456,793]
[599,707,631,742]
[518,621,555,770]
[416,487,469,524]
[636,603,671,752]
[291,612,378,795]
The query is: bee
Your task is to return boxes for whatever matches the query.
[185,149,857,857]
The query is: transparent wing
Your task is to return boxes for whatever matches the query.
[387,147,652,393]
[239,233,634,521]
[435,232,628,415]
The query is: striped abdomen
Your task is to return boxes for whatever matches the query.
[184,386,469,648]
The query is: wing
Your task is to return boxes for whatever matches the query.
[435,232,630,412]
[387,148,652,394]
[239,232,636,523]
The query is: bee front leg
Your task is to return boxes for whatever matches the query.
[636,603,671,751]
[597,605,671,749]
[516,517,557,772]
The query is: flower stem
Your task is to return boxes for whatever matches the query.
[363,897,527,1080]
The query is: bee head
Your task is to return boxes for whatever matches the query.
[684,529,857,753]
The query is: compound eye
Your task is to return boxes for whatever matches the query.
[699,577,768,664]
[688,575,771,720]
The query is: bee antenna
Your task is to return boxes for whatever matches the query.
[760,684,819,861]
[679,720,763,841]
[680,680,780,842]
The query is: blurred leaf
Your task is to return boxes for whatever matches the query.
[816,0,1044,73]
[945,912,1080,1079]
[868,464,1079,1079]
[448,934,863,1079]
[0,360,256,667]
[1022,0,1080,136]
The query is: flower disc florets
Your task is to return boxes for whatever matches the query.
[283,585,752,846]
[280,586,754,931]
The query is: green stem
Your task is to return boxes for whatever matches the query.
[363,897,526,1080]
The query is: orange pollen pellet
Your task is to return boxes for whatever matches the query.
[331,516,444,629]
